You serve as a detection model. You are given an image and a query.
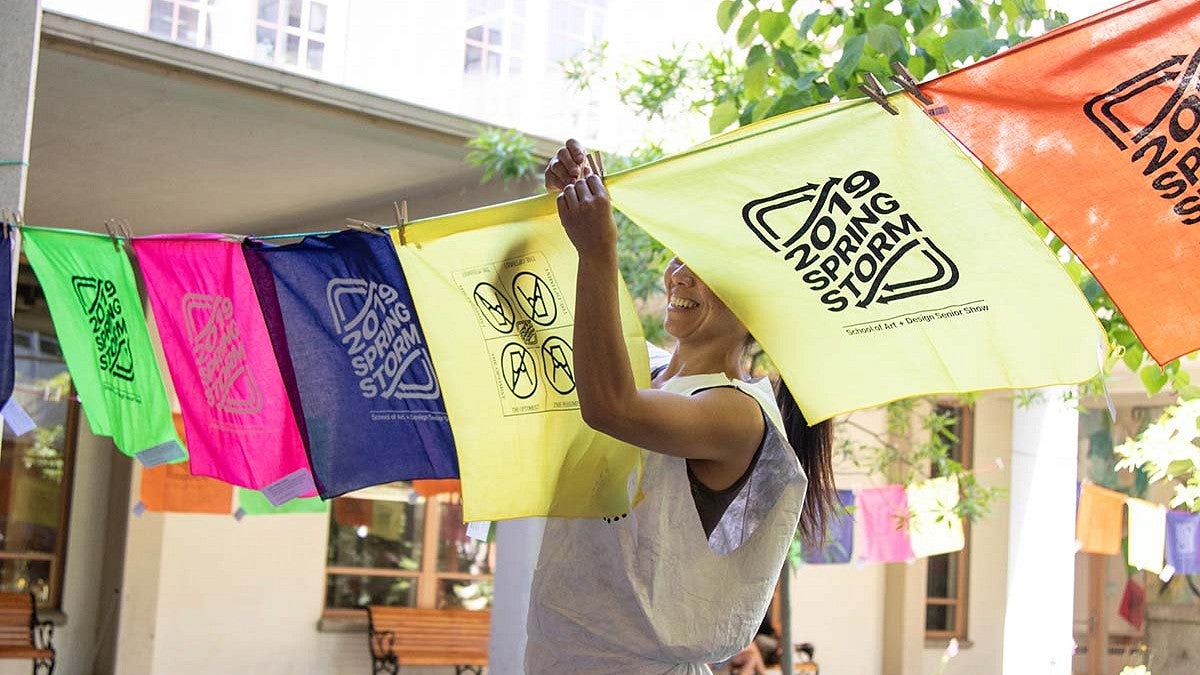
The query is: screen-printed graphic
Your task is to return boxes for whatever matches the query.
[1085,48,1200,225]
[73,276,139,401]
[743,170,960,312]
[182,293,263,415]
[327,278,442,401]
[455,252,577,416]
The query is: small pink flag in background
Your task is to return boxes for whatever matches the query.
[133,235,315,505]
[859,485,915,563]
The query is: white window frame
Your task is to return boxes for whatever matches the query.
[254,0,333,73]
[463,0,526,78]
[147,0,215,48]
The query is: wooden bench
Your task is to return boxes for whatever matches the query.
[0,593,55,675]
[367,606,489,675]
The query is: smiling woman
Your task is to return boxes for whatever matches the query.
[520,139,837,675]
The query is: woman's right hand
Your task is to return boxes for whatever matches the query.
[545,139,590,192]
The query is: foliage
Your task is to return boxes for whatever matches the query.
[703,0,1067,129]
[838,398,1004,524]
[613,0,1067,133]
[465,127,541,184]
[561,41,610,94]
[1115,399,1200,512]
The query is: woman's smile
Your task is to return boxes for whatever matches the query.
[668,296,699,310]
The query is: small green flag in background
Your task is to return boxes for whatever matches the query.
[22,227,183,466]
[235,488,327,516]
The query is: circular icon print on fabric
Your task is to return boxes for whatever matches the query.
[500,342,538,399]
[511,271,558,326]
[473,282,516,334]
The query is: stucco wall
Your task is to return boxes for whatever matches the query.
[107,444,459,675]
[791,559,887,674]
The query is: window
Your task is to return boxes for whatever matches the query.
[0,271,80,610]
[924,403,971,640]
[464,0,525,77]
[324,485,493,615]
[547,0,607,67]
[255,0,330,72]
[148,0,215,48]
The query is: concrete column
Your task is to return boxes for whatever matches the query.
[488,518,545,675]
[1003,387,1079,675]
[881,557,927,675]
[0,0,41,212]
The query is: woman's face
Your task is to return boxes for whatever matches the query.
[662,257,746,342]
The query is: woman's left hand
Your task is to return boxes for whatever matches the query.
[556,170,618,259]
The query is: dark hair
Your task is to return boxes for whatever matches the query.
[775,380,836,550]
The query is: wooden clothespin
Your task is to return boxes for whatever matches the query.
[858,73,898,116]
[117,218,135,242]
[102,220,121,251]
[585,151,606,179]
[345,218,388,237]
[393,199,409,245]
[888,62,932,105]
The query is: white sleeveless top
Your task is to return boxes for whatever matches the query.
[525,366,808,675]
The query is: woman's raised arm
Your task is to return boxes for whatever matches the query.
[549,143,763,468]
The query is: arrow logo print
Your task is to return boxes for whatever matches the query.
[742,170,960,311]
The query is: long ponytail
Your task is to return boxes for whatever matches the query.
[775,380,836,549]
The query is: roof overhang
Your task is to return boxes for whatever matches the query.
[25,11,555,235]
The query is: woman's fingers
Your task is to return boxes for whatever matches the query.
[562,181,580,209]
[585,173,606,200]
[565,139,587,172]
[545,159,573,191]
[545,139,593,193]
[558,146,585,179]
[573,177,593,201]
[555,189,570,222]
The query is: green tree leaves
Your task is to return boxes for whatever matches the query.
[867,24,904,57]
[690,0,1067,136]
[758,10,792,44]
[716,0,742,33]
[464,127,540,183]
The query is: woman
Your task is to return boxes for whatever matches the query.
[526,140,835,674]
